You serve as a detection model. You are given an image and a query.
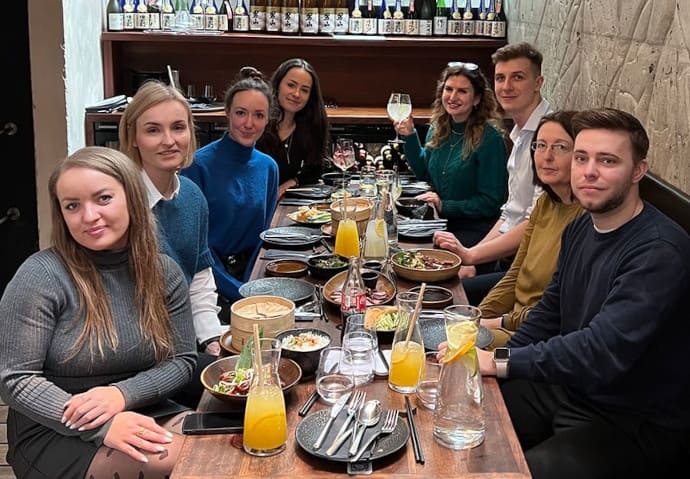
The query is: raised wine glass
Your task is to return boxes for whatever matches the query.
[387,93,412,144]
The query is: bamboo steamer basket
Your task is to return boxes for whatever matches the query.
[330,198,373,237]
[230,295,295,352]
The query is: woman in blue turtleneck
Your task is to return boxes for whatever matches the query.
[393,62,508,247]
[182,67,279,317]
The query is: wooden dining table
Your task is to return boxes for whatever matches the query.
[171,200,531,479]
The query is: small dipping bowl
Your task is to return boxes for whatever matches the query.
[265,259,308,278]
[362,259,384,272]
[361,270,379,290]
[408,284,454,309]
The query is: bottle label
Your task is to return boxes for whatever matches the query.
[192,13,205,30]
[362,18,377,34]
[447,19,462,36]
[474,19,483,36]
[250,7,266,31]
[377,18,392,34]
[433,16,447,35]
[491,20,506,38]
[135,12,149,29]
[266,7,281,31]
[301,8,319,33]
[217,14,229,31]
[281,8,300,33]
[334,8,349,33]
[418,18,432,36]
[108,13,124,31]
[404,18,418,35]
[123,12,135,29]
[148,12,160,29]
[461,19,474,35]
[233,15,249,31]
[391,18,404,35]
[348,17,362,34]
[204,14,218,30]
[340,292,367,313]
[320,9,335,33]
[161,12,175,30]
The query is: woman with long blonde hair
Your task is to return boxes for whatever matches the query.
[0,146,197,478]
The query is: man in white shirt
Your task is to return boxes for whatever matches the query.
[433,42,551,304]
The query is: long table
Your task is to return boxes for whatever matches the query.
[171,202,531,478]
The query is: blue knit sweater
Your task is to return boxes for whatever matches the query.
[181,133,279,301]
[153,176,213,284]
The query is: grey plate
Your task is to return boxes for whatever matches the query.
[239,278,315,304]
[260,226,323,247]
[285,184,334,200]
[398,226,446,240]
[295,409,409,463]
[418,312,493,350]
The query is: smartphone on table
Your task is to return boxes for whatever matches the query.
[181,411,245,435]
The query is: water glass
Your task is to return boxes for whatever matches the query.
[416,352,442,410]
[316,347,355,405]
[342,313,378,350]
[342,331,375,386]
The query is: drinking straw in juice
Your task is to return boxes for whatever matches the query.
[335,218,360,258]
[389,341,425,389]
[243,385,287,451]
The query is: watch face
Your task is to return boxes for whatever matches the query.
[494,348,510,360]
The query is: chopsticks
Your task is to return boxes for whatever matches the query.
[298,389,319,417]
[405,395,425,464]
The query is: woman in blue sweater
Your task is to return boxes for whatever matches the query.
[182,67,279,318]
[393,62,508,247]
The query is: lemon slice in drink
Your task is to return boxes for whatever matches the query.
[443,321,478,375]
[375,218,385,237]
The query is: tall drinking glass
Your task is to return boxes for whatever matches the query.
[387,93,412,143]
[388,291,425,393]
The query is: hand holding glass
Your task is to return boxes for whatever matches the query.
[387,93,412,144]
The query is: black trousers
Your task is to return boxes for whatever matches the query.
[499,378,690,479]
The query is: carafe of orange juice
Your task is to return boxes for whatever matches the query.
[243,338,287,456]
[334,198,361,258]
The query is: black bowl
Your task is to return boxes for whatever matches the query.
[396,198,433,219]
[322,172,352,186]
[307,254,349,280]
[275,327,333,378]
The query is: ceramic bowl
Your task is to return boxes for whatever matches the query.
[274,327,333,378]
[407,285,454,309]
[201,355,302,407]
[265,259,308,278]
[391,248,461,283]
[395,198,433,219]
[307,254,349,280]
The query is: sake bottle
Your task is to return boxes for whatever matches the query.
[107,0,124,31]
[418,0,433,36]
[266,0,282,32]
[377,0,392,35]
[135,0,150,29]
[234,0,250,31]
[190,0,205,29]
[362,0,377,34]
[476,0,486,36]
[404,0,419,36]
[281,0,300,34]
[492,0,506,38]
[391,0,405,35]
[447,0,461,36]
[301,0,320,33]
[318,0,335,34]
[333,0,349,34]
[204,0,218,30]
[432,0,448,36]
[217,0,231,31]
[348,0,363,35]
[123,0,135,29]
[250,0,267,31]
[161,0,176,30]
[148,0,162,30]
[460,0,474,36]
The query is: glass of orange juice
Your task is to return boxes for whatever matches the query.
[243,338,287,456]
[388,291,426,393]
[334,198,361,257]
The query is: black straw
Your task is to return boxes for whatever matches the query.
[298,390,319,417]
[405,395,424,464]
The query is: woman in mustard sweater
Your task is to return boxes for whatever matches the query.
[478,111,585,348]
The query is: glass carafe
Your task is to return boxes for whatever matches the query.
[243,338,287,456]
[334,198,361,258]
[375,170,398,247]
[363,198,389,261]
[433,305,484,450]
[388,291,425,393]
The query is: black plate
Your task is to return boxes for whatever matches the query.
[239,278,315,304]
[398,226,446,241]
[285,184,335,200]
[400,183,431,197]
[260,226,323,247]
[418,312,493,350]
[295,409,409,463]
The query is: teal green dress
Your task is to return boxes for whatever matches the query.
[403,122,507,245]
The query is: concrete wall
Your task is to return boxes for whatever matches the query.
[505,0,689,193]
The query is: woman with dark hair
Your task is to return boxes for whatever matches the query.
[0,146,196,478]
[393,62,508,246]
[476,111,585,348]
[257,58,330,197]
[181,67,279,318]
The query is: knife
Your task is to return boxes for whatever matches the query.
[313,391,351,450]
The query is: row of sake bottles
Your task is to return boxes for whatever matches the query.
[106,0,506,38]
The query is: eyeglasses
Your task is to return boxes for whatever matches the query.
[530,141,573,156]
[447,62,479,71]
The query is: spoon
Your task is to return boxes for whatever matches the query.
[348,399,382,456]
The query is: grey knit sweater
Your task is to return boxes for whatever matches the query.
[0,247,197,445]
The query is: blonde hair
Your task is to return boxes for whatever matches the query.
[119,80,197,170]
[49,146,174,362]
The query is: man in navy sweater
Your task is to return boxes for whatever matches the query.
[472,108,690,478]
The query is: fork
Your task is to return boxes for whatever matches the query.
[351,409,399,462]
[326,390,365,456]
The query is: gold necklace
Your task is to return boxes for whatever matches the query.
[442,133,463,174]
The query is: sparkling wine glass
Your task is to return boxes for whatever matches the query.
[387,93,412,144]
[332,138,356,194]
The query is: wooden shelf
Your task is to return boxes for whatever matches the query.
[101,31,506,108]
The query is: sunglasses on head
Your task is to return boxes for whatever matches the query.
[447,62,479,71]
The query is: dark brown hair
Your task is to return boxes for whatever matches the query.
[572,108,649,163]
[223,66,275,114]
[530,110,577,202]
[491,42,543,76]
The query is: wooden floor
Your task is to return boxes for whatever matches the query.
[0,398,16,479]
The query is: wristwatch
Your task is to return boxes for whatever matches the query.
[493,347,510,378]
